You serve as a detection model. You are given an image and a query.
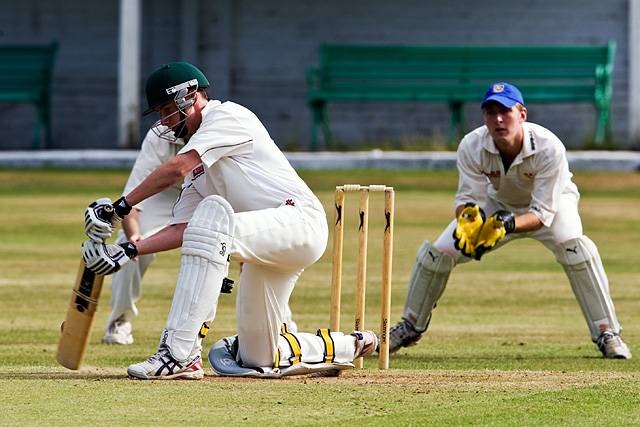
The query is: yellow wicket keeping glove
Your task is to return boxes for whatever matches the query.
[453,203,485,258]
[474,210,515,260]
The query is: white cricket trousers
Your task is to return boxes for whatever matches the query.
[433,192,621,340]
[232,202,332,367]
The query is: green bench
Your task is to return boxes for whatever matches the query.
[0,42,59,149]
[306,42,616,150]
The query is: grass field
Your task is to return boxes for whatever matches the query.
[0,168,639,426]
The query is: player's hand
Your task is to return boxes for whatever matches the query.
[84,196,133,242]
[474,210,515,260]
[453,203,485,258]
[81,240,138,275]
[84,198,115,242]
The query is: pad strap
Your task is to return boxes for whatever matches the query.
[316,328,335,363]
[274,348,281,368]
[280,323,302,366]
[198,322,210,339]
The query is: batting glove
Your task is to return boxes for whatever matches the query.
[474,210,515,260]
[84,196,133,242]
[453,203,485,258]
[82,240,138,275]
[84,198,115,242]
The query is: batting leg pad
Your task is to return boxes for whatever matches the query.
[402,241,454,331]
[164,196,235,362]
[555,235,621,341]
[208,334,354,378]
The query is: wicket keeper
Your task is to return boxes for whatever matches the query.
[388,82,631,359]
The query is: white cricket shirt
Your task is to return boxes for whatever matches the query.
[171,100,322,223]
[454,122,579,227]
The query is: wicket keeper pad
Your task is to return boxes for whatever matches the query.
[555,235,621,340]
[402,241,454,331]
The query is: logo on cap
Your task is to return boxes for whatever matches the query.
[492,84,505,93]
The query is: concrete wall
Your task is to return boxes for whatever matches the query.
[0,0,630,150]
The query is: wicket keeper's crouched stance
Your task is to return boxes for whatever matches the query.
[81,61,377,379]
[388,82,631,359]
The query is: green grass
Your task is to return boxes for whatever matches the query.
[1,168,639,426]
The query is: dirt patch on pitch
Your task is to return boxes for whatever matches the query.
[287,369,635,391]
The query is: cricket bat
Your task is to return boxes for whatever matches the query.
[57,204,113,370]
[56,261,106,370]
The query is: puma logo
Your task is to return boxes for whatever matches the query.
[566,246,578,254]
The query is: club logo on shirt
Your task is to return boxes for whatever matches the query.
[483,170,501,179]
[285,199,295,207]
[192,164,205,180]
[523,172,535,179]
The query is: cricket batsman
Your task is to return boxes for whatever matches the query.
[102,128,297,345]
[82,61,377,379]
[388,82,631,359]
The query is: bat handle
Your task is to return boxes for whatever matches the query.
[100,204,115,222]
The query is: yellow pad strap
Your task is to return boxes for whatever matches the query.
[274,348,281,368]
[198,322,210,338]
[280,323,302,365]
[317,328,335,363]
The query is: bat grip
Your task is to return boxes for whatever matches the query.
[100,204,115,222]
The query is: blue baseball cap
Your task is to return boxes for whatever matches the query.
[481,82,525,109]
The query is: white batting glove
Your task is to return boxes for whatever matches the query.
[84,198,115,242]
[82,240,137,275]
[84,196,134,242]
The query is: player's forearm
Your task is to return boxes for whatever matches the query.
[134,223,187,255]
[122,209,141,240]
[124,150,201,206]
[514,212,543,233]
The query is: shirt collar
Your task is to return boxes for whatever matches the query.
[201,99,222,118]
[481,122,536,161]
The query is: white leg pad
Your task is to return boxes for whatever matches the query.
[208,336,354,378]
[555,235,621,341]
[402,241,454,331]
[209,332,356,378]
[163,195,235,362]
[276,331,357,365]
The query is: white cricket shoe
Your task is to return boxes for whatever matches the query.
[352,330,379,358]
[388,319,424,353]
[597,331,632,359]
[127,346,204,380]
[102,317,133,345]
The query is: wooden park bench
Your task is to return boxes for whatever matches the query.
[307,42,616,150]
[0,42,59,149]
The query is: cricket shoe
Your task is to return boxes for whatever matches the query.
[352,330,379,358]
[388,319,424,353]
[102,317,133,345]
[127,346,204,380]
[597,331,632,359]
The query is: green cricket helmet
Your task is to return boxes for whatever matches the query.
[143,61,210,115]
